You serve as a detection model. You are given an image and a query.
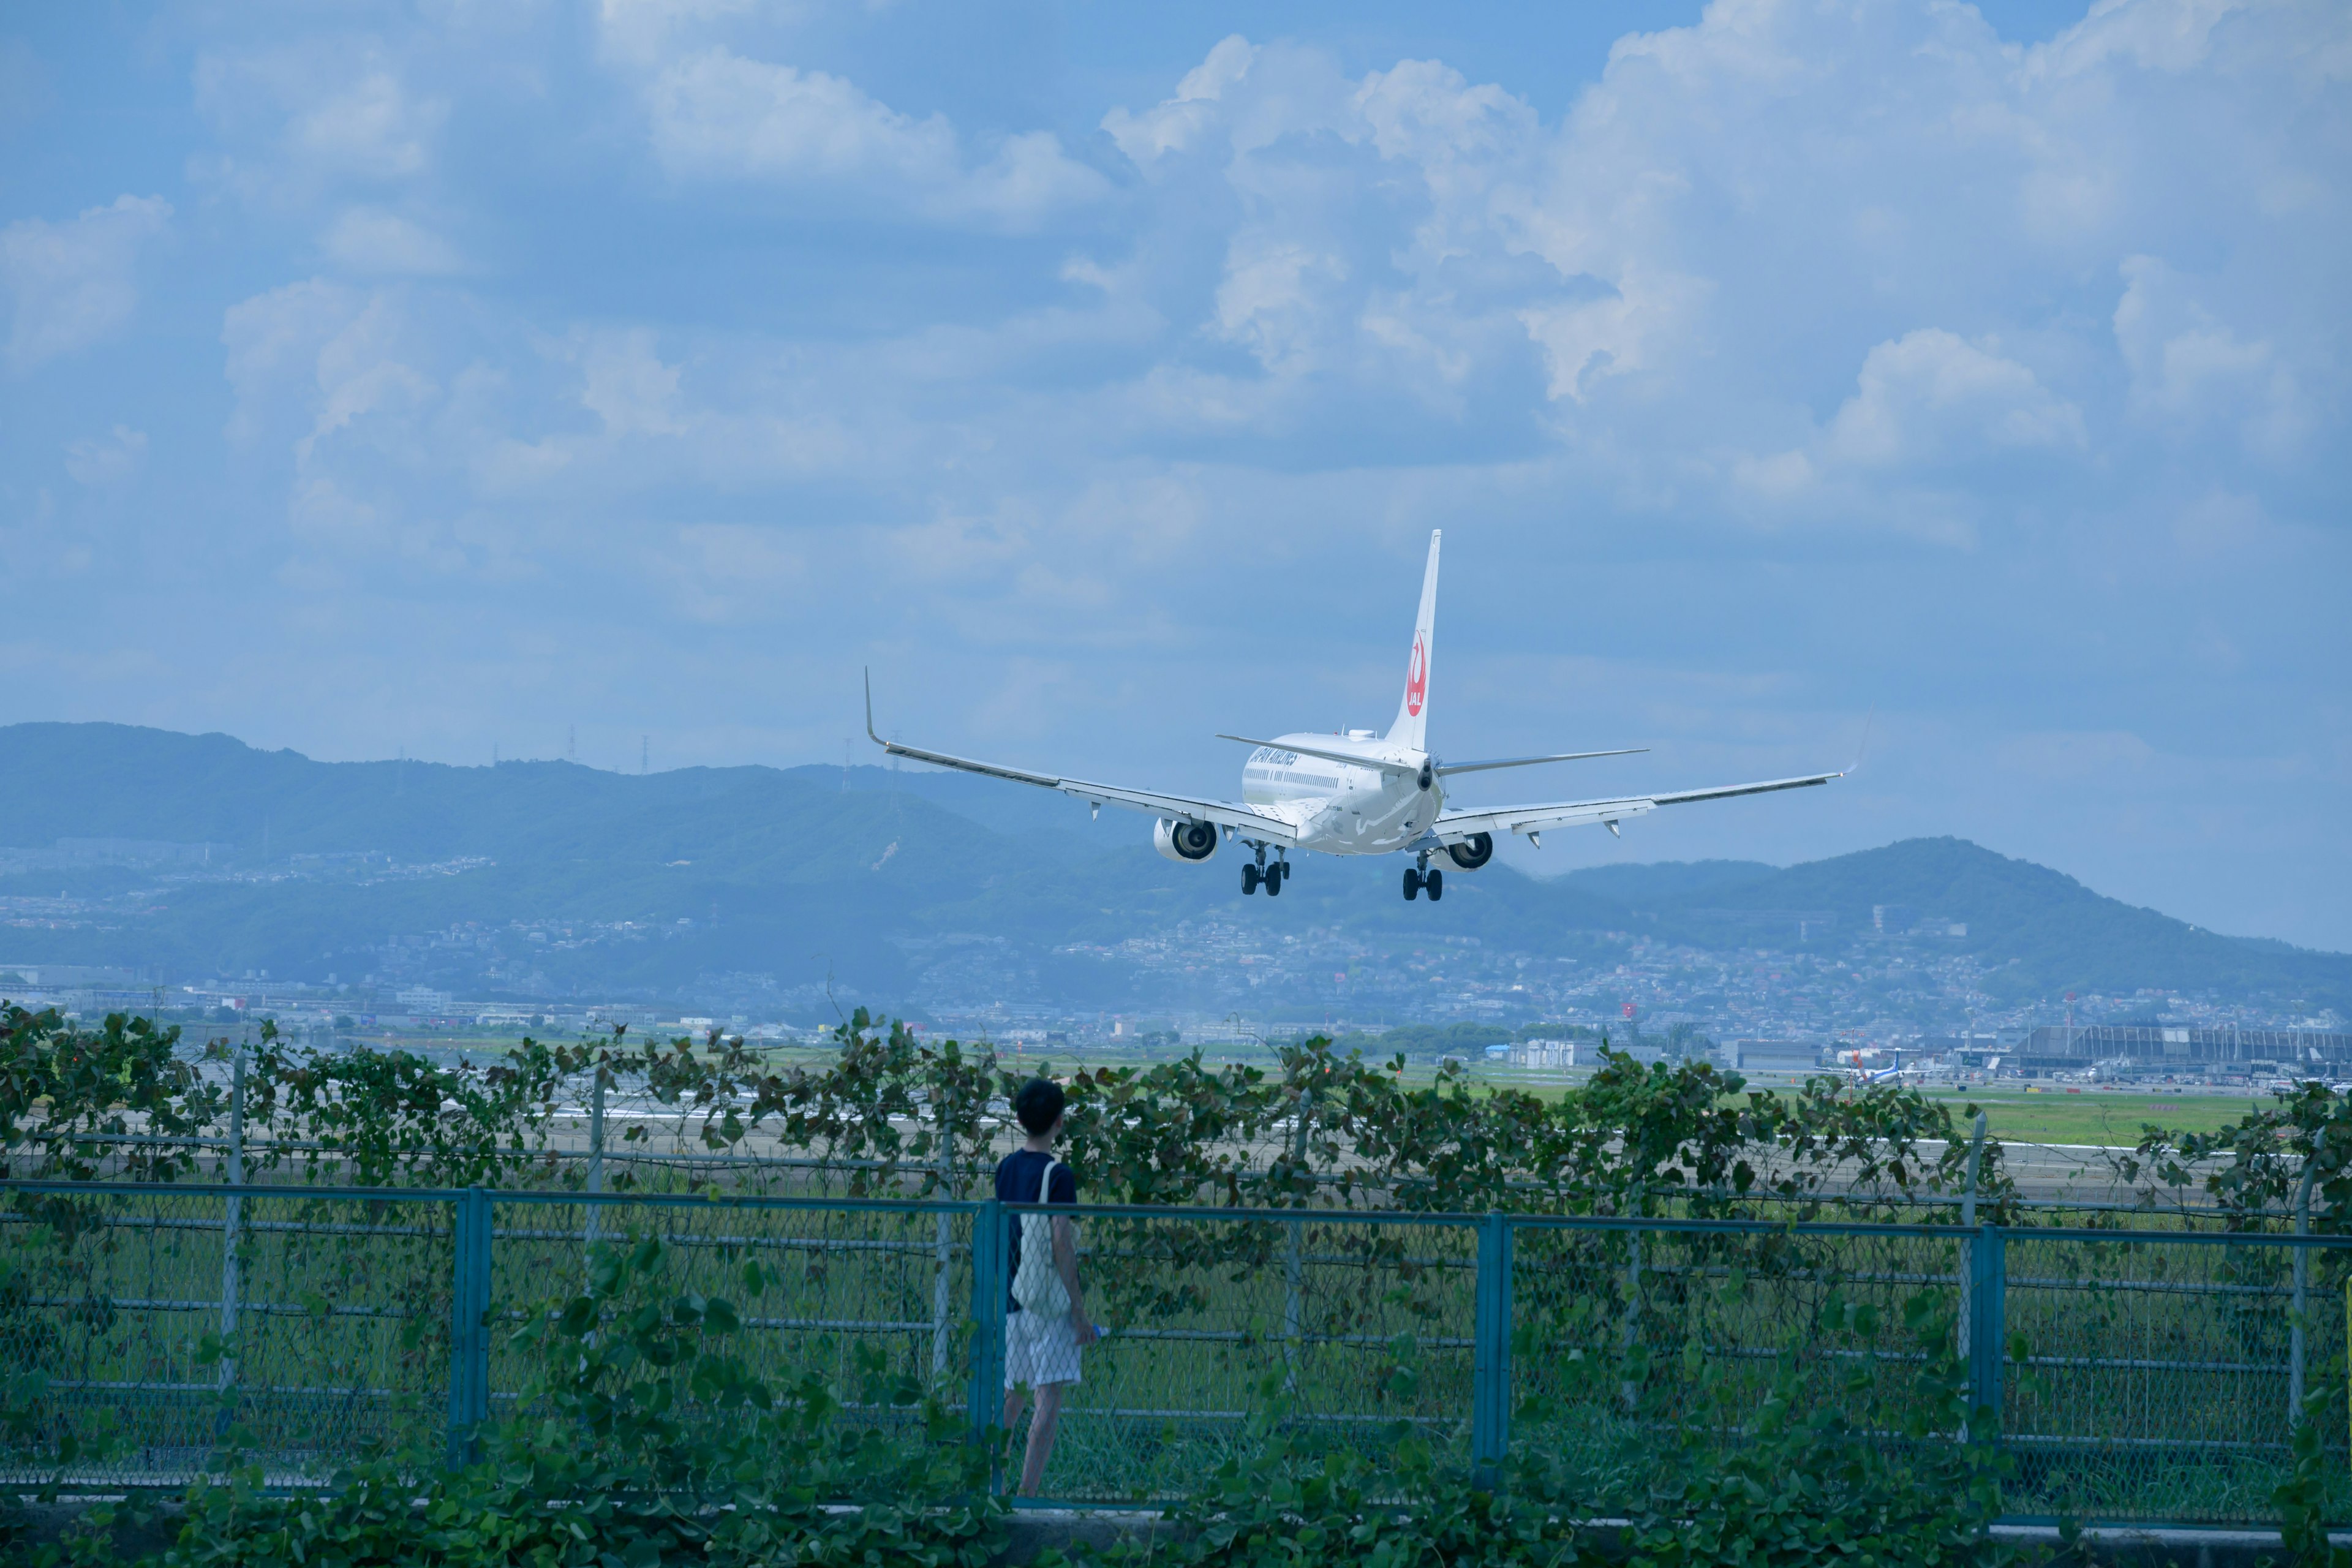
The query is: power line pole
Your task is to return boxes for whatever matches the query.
[640,736,649,775]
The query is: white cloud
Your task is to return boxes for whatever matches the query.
[0,195,172,371]
[320,208,466,276]
[300,292,439,465]
[2113,255,2307,455]
[2030,0,2245,80]
[1518,271,1709,404]
[963,132,1117,225]
[1101,34,1257,164]
[647,49,959,186]
[292,67,443,179]
[1823,330,2087,468]
[1213,240,1348,373]
[222,279,368,442]
[64,426,148,487]
[194,45,447,198]
[638,46,1107,225]
[579,330,688,437]
[654,522,810,624]
[595,0,759,69]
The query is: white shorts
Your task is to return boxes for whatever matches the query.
[1005,1309,1083,1389]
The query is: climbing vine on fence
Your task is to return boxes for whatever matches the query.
[2120,1080,2352,1232]
[0,1001,2035,1218]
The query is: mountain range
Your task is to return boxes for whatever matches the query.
[1,722,2343,1018]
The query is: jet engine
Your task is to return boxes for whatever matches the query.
[1445,831,1494,870]
[1155,817,1219,862]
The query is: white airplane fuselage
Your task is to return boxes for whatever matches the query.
[1240,736,1442,855]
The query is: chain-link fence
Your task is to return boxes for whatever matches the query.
[5,1180,2348,1525]
[0,1184,453,1487]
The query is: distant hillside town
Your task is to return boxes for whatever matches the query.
[2,723,2344,1076]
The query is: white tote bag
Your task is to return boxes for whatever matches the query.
[1010,1158,1072,1321]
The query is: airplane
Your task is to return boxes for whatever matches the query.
[864,529,1844,904]
[1839,1049,1905,1087]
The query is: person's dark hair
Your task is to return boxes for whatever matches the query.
[1014,1077,1066,1137]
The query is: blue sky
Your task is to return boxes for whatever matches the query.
[2,0,2346,951]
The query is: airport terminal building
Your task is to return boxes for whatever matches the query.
[1962,1025,2352,1080]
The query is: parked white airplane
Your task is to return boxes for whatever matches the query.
[1838,1048,1907,1086]
[864,530,1842,903]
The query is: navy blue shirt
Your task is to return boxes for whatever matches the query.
[996,1148,1076,1313]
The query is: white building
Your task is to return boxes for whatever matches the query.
[1510,1039,1577,1071]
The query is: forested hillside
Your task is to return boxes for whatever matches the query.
[1,723,2342,1014]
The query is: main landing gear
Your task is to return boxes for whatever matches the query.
[1242,847,1289,897]
[1401,853,1443,902]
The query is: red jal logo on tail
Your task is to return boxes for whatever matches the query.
[1405,633,1427,716]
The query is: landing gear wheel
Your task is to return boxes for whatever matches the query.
[1402,868,1422,901]
[1242,864,1260,895]
[1265,864,1283,896]
[1425,869,1444,902]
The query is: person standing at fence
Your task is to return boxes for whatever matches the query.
[998,1076,1096,1495]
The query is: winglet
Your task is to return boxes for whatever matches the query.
[864,668,883,747]
[1847,706,1875,777]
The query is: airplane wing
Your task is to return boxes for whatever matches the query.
[866,674,1302,845]
[1434,771,1842,845]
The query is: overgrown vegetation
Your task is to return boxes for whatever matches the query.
[22,1231,1005,1568]
[13,1271,2109,1568]
[2122,1080,2352,1231]
[0,1003,2030,1223]
[10,1003,2352,1563]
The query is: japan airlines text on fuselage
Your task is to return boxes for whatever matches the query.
[864,529,1845,904]
[1238,739,1438,854]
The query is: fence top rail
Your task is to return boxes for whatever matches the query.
[1012,1202,1969,1237]
[0,1179,985,1217]
[0,1178,469,1202]
[1504,1213,2352,1249]
[1999,1224,2352,1250]
[13,1180,2352,1249]
[5,1137,2299,1221]
[1014,1202,2352,1248]
[492,1188,980,1216]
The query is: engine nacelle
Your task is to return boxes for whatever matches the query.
[1445,831,1494,871]
[1155,817,1220,863]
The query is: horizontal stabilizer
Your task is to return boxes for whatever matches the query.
[1434,747,1646,778]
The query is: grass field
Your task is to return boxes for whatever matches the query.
[1915,1086,2270,1149]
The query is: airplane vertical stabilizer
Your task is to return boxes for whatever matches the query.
[1387,529,1440,750]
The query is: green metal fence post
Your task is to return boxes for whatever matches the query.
[447,1186,492,1469]
[213,1049,246,1443]
[1472,1212,1512,1485]
[1967,1224,2004,1445]
[969,1199,1005,1446]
